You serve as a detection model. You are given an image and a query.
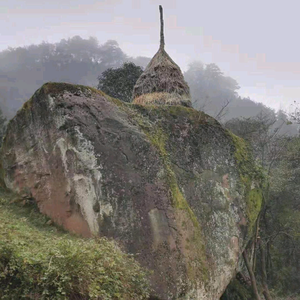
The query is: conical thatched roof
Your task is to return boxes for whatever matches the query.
[132,5,192,107]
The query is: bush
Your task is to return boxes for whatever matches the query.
[97,62,143,102]
[0,192,151,299]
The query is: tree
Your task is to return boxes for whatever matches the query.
[0,37,131,118]
[97,62,143,102]
[0,107,6,146]
[184,61,239,119]
[223,113,300,299]
[265,137,300,294]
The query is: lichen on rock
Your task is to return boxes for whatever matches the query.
[0,82,264,299]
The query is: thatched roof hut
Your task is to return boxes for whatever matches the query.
[132,6,192,107]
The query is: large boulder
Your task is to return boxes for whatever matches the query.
[0,82,264,299]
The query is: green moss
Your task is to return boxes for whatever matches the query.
[166,105,197,118]
[227,132,251,183]
[146,128,168,158]
[128,108,209,285]
[42,82,93,96]
[226,130,265,237]
[21,97,34,111]
[166,165,200,228]
[143,126,200,228]
[0,189,151,299]
[131,103,218,128]
[246,188,263,232]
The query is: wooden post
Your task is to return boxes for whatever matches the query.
[159,5,165,50]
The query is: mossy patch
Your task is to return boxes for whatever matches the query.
[131,103,218,128]
[42,82,97,97]
[246,188,263,232]
[226,130,265,237]
[141,122,199,227]
[125,106,210,286]
[21,97,34,111]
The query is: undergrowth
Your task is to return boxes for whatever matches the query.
[0,190,151,299]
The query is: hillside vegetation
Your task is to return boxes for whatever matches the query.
[0,189,150,299]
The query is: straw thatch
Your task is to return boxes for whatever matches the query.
[132,5,192,107]
[133,92,191,107]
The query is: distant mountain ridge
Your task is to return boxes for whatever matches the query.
[0,35,298,135]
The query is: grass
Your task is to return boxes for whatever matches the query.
[0,189,151,300]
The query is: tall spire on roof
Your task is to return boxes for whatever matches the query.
[159,5,165,50]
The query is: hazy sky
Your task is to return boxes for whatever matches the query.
[1,0,299,112]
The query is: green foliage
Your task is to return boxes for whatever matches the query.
[246,188,263,233]
[0,107,6,146]
[264,137,300,294]
[97,62,143,102]
[0,190,151,299]
[224,116,300,297]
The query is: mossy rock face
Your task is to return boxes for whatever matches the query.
[0,82,264,299]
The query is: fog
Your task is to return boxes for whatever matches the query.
[1,0,299,113]
[1,2,300,297]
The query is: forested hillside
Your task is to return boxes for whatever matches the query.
[0,35,298,138]
[184,61,299,136]
[0,36,149,118]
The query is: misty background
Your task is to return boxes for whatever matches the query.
[1,1,300,296]
[0,0,299,135]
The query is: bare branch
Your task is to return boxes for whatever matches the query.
[214,97,232,121]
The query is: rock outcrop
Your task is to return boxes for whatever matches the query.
[0,82,263,299]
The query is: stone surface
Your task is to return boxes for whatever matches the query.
[0,82,263,299]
